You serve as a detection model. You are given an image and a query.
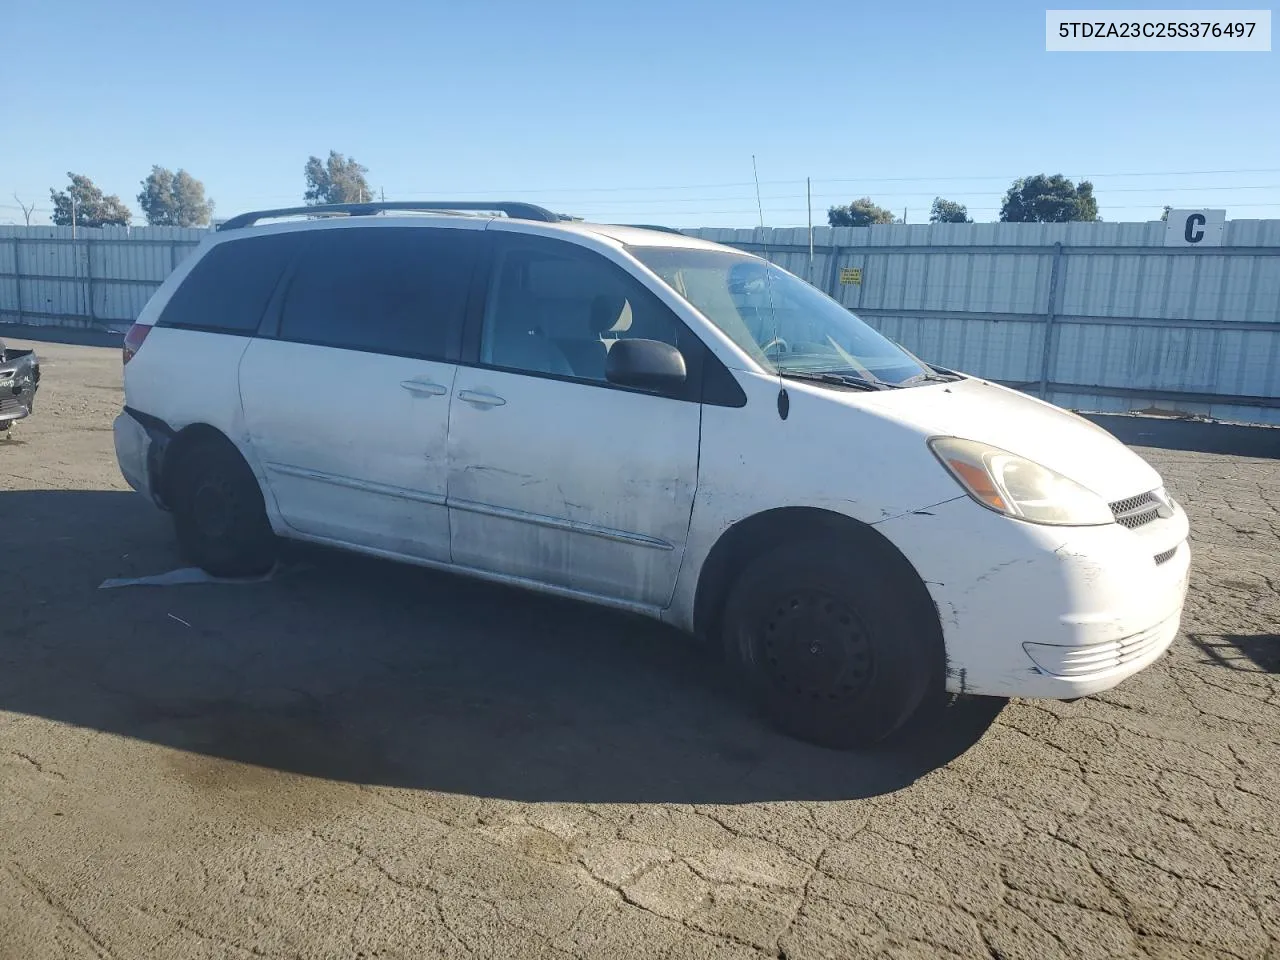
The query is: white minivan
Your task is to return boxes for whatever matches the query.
[113,201,1191,748]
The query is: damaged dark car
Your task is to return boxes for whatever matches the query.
[0,338,41,434]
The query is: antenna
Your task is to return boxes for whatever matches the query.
[752,155,765,229]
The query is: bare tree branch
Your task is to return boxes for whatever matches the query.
[12,193,37,226]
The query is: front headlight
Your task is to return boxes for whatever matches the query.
[928,436,1114,526]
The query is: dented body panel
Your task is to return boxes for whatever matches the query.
[239,338,456,562]
[0,342,41,427]
[875,495,1190,698]
[447,366,699,607]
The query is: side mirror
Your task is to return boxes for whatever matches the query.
[605,339,687,392]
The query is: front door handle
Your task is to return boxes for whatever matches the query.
[458,390,506,408]
[400,379,448,396]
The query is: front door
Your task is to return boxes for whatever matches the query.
[447,233,702,608]
[239,223,481,561]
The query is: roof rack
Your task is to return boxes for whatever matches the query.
[614,224,689,236]
[217,200,564,231]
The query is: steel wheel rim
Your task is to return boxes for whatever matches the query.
[756,589,874,701]
[191,481,234,540]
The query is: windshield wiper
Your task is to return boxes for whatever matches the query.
[778,371,884,391]
[903,367,964,386]
[906,372,955,384]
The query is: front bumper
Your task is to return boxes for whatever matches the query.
[0,377,37,422]
[877,494,1191,700]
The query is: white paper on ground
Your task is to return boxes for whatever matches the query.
[98,564,281,589]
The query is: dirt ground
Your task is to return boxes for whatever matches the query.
[2,338,1278,960]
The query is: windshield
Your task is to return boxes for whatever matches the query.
[628,247,930,387]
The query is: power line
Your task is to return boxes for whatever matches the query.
[517,185,1280,208]
[4,181,1276,217]
[373,168,1280,197]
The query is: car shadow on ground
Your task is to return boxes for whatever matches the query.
[1190,632,1280,674]
[0,489,1003,804]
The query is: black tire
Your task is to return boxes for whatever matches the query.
[169,438,276,578]
[722,536,942,749]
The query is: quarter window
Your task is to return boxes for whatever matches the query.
[158,233,298,334]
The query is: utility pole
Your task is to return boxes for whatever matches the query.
[380,186,386,202]
[71,194,77,240]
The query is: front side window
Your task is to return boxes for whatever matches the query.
[628,247,931,388]
[480,237,685,383]
[280,227,479,358]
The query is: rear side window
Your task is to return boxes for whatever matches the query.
[279,227,479,359]
[157,233,298,334]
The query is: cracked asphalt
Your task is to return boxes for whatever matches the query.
[2,338,1278,960]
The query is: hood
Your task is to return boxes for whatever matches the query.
[839,376,1163,503]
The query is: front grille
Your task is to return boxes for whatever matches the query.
[1110,491,1160,529]
[1154,545,1178,565]
[0,397,26,416]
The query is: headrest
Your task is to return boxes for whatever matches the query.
[590,294,630,335]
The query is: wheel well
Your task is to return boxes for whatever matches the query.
[156,423,240,508]
[692,507,938,645]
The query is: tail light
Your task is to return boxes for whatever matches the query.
[123,323,151,365]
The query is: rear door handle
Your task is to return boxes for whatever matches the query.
[400,379,447,397]
[457,390,506,408]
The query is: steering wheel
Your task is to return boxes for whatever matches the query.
[761,337,790,358]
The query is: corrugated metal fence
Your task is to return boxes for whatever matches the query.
[0,224,206,331]
[686,220,1280,425]
[1,220,1278,425]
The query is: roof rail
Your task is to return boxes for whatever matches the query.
[217,200,564,231]
[614,224,689,236]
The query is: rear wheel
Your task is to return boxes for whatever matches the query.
[169,438,276,577]
[722,537,942,749]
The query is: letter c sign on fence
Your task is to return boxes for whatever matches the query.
[1165,209,1225,247]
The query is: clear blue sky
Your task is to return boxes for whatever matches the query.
[2,0,1276,227]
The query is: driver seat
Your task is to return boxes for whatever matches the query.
[558,294,630,380]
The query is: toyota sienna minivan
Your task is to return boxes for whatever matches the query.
[113,201,1191,748]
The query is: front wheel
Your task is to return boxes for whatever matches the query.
[722,537,942,749]
[169,439,276,578]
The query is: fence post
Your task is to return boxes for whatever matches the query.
[823,246,844,299]
[1037,241,1065,399]
[12,238,23,326]
[84,237,96,324]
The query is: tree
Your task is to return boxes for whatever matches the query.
[49,173,131,227]
[929,197,972,223]
[137,166,213,226]
[999,174,1098,223]
[11,194,37,226]
[304,151,371,205]
[827,197,898,227]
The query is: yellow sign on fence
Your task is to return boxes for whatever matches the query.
[839,267,863,285]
